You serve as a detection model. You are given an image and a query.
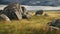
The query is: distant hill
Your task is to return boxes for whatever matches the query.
[0,5,60,11]
[0,0,60,6]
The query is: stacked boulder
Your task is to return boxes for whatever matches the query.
[0,2,30,21]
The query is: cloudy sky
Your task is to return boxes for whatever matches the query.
[0,0,60,6]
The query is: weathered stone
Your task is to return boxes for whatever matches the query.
[47,19,60,30]
[0,2,30,21]
[0,14,10,21]
[35,10,43,16]
[15,11,22,20]
[2,2,23,20]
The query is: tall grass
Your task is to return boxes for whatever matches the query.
[0,15,60,34]
[0,11,60,34]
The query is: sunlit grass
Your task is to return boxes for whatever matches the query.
[0,11,60,34]
[44,11,60,18]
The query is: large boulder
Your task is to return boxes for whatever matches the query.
[2,2,23,20]
[0,2,31,21]
[47,19,60,30]
[35,10,43,16]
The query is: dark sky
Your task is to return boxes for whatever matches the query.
[0,0,60,6]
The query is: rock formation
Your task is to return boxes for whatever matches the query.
[0,2,31,21]
[47,19,60,30]
[2,2,22,20]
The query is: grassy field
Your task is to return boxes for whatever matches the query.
[0,11,60,34]
[44,10,60,18]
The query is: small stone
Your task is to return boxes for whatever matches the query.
[44,13,48,16]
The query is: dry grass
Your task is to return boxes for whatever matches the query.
[44,11,60,18]
[0,11,60,34]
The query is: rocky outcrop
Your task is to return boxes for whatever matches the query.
[0,2,31,21]
[2,2,22,20]
[47,19,60,30]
